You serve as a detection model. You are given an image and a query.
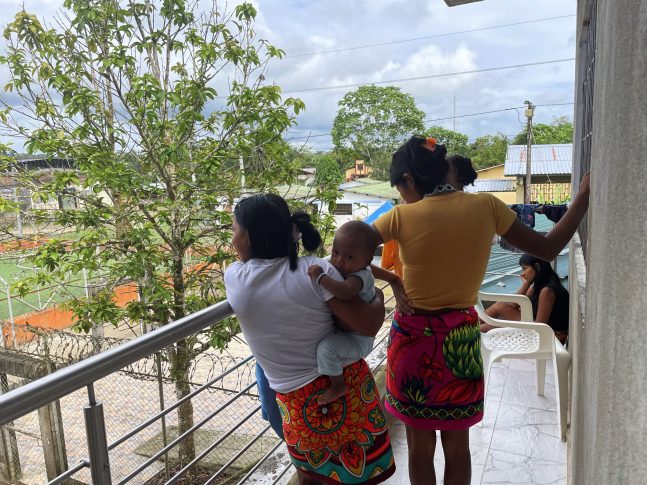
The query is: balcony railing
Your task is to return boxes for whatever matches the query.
[0,294,393,485]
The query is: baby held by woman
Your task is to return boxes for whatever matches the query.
[308,220,389,404]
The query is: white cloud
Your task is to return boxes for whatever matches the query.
[0,0,579,151]
[372,44,477,92]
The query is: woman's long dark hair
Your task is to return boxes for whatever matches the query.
[234,194,321,270]
[389,136,449,195]
[519,254,566,308]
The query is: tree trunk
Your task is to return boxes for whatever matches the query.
[170,251,195,464]
[173,339,195,465]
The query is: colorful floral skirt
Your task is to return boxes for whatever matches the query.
[385,308,484,430]
[276,359,396,484]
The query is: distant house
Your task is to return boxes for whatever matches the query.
[464,164,517,204]
[0,155,79,224]
[276,178,393,227]
[297,167,316,186]
[344,160,373,181]
[336,178,396,224]
[504,144,573,203]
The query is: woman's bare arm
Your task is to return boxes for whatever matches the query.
[326,288,385,337]
[371,264,413,315]
[501,173,590,260]
[535,287,556,324]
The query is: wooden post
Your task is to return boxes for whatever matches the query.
[0,352,69,482]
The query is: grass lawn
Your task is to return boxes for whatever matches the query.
[0,255,86,321]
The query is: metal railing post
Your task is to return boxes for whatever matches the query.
[84,384,111,484]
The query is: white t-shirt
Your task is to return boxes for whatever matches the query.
[225,256,343,393]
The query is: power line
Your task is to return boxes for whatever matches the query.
[309,133,522,151]
[285,14,576,59]
[281,58,576,94]
[285,102,575,142]
[536,102,575,107]
[425,106,524,123]
[285,133,331,141]
[428,103,573,123]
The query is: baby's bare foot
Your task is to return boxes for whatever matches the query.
[318,382,348,405]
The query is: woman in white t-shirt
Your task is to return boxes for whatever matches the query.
[225,193,396,485]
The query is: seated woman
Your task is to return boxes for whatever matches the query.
[481,253,569,345]
[225,194,395,485]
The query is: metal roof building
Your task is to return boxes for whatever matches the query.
[464,179,516,193]
[504,144,573,176]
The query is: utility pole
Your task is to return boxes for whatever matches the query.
[239,155,245,191]
[13,188,23,238]
[523,101,535,204]
[453,94,456,132]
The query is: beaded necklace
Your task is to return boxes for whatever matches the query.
[423,184,456,198]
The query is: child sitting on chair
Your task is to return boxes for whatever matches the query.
[308,220,399,404]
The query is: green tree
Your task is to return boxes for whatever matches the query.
[331,85,425,180]
[285,145,319,169]
[423,126,470,156]
[314,154,343,188]
[0,0,303,464]
[469,134,509,169]
[512,117,573,145]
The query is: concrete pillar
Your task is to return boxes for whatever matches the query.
[0,373,21,482]
[569,1,647,484]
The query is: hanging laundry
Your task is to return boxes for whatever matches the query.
[538,204,568,223]
[509,204,537,228]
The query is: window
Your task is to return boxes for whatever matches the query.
[357,164,364,172]
[332,203,353,215]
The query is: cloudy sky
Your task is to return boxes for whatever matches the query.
[0,0,577,152]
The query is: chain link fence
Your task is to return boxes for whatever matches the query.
[0,322,287,485]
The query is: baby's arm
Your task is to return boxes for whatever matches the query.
[370,264,413,315]
[308,265,363,301]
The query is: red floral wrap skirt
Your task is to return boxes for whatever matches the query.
[275,359,396,484]
[385,308,484,430]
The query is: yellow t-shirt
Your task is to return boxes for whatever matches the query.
[373,192,517,310]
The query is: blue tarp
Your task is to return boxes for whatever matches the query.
[364,201,394,224]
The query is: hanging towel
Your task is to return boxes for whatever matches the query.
[509,204,537,228]
[540,204,568,224]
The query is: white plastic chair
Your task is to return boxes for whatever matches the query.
[477,291,570,441]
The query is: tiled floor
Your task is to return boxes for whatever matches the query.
[383,358,567,485]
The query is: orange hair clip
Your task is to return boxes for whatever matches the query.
[423,137,437,152]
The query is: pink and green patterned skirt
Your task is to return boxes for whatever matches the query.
[276,359,396,484]
[385,308,484,430]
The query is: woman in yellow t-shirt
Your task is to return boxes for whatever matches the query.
[380,154,478,280]
[372,136,590,485]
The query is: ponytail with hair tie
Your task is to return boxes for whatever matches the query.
[290,211,322,252]
[233,194,323,272]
